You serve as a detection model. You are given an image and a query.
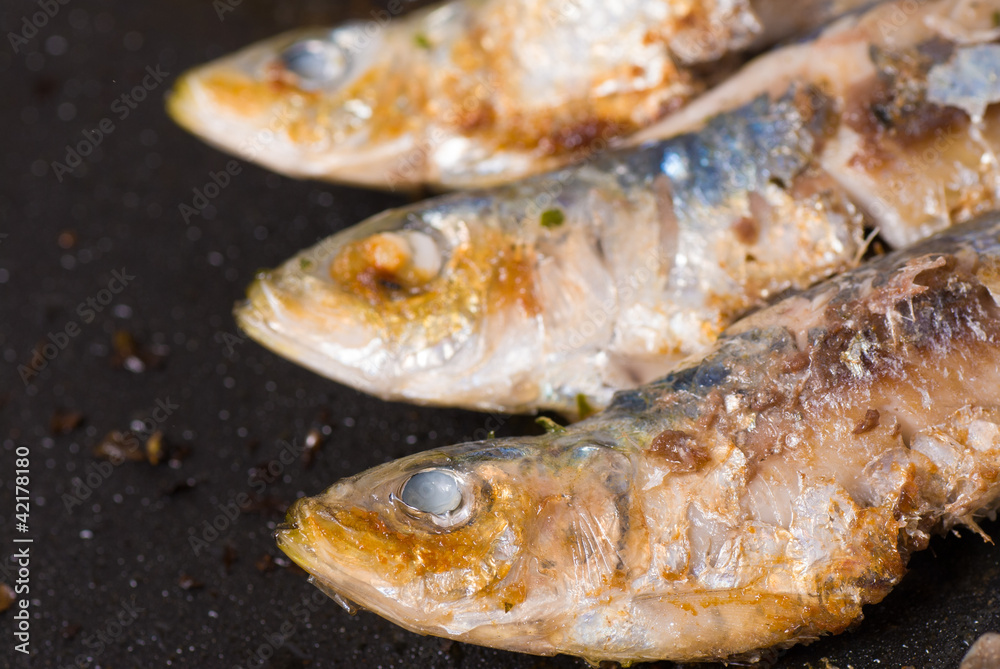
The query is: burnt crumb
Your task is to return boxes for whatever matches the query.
[177,574,204,591]
[243,494,288,516]
[57,229,77,249]
[853,409,881,435]
[222,545,238,573]
[649,430,711,471]
[439,638,466,666]
[110,330,168,373]
[93,429,175,466]
[50,408,84,435]
[168,442,193,468]
[301,427,324,470]
[255,554,277,573]
[146,430,166,465]
[163,477,198,496]
[61,622,82,640]
[93,430,146,464]
[0,583,14,613]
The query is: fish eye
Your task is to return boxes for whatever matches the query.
[279,38,349,90]
[328,229,445,299]
[400,469,463,516]
[399,230,444,280]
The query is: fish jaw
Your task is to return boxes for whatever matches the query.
[234,213,552,412]
[234,273,391,397]
[167,27,420,188]
[274,435,665,659]
[274,443,550,649]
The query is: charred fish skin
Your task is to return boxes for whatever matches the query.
[237,0,1000,417]
[639,0,1000,249]
[236,85,863,415]
[166,0,874,190]
[277,214,1000,663]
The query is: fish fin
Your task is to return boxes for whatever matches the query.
[308,575,362,614]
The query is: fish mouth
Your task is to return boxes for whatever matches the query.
[275,501,364,614]
[166,63,318,178]
[277,494,407,618]
[234,272,396,396]
[165,30,421,189]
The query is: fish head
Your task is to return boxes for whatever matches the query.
[167,23,417,186]
[235,203,545,411]
[276,433,637,653]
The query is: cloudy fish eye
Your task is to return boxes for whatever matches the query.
[401,469,463,515]
[280,38,349,89]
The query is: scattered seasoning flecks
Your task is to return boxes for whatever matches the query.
[146,430,166,465]
[177,573,204,591]
[61,622,82,640]
[540,208,565,228]
[110,330,168,373]
[163,477,198,497]
[92,430,146,464]
[50,408,84,435]
[255,554,277,573]
[535,416,566,434]
[0,583,14,613]
[302,426,325,470]
[222,545,238,573]
[57,229,78,250]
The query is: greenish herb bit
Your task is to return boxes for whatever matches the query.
[414,33,432,49]
[535,416,566,434]
[575,393,595,419]
[540,208,565,229]
[486,430,496,440]
[299,258,314,271]
[993,10,1000,26]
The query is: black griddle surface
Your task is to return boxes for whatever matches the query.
[1,1,997,667]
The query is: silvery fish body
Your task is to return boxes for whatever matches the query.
[238,0,1000,416]
[167,0,871,190]
[277,214,1000,663]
